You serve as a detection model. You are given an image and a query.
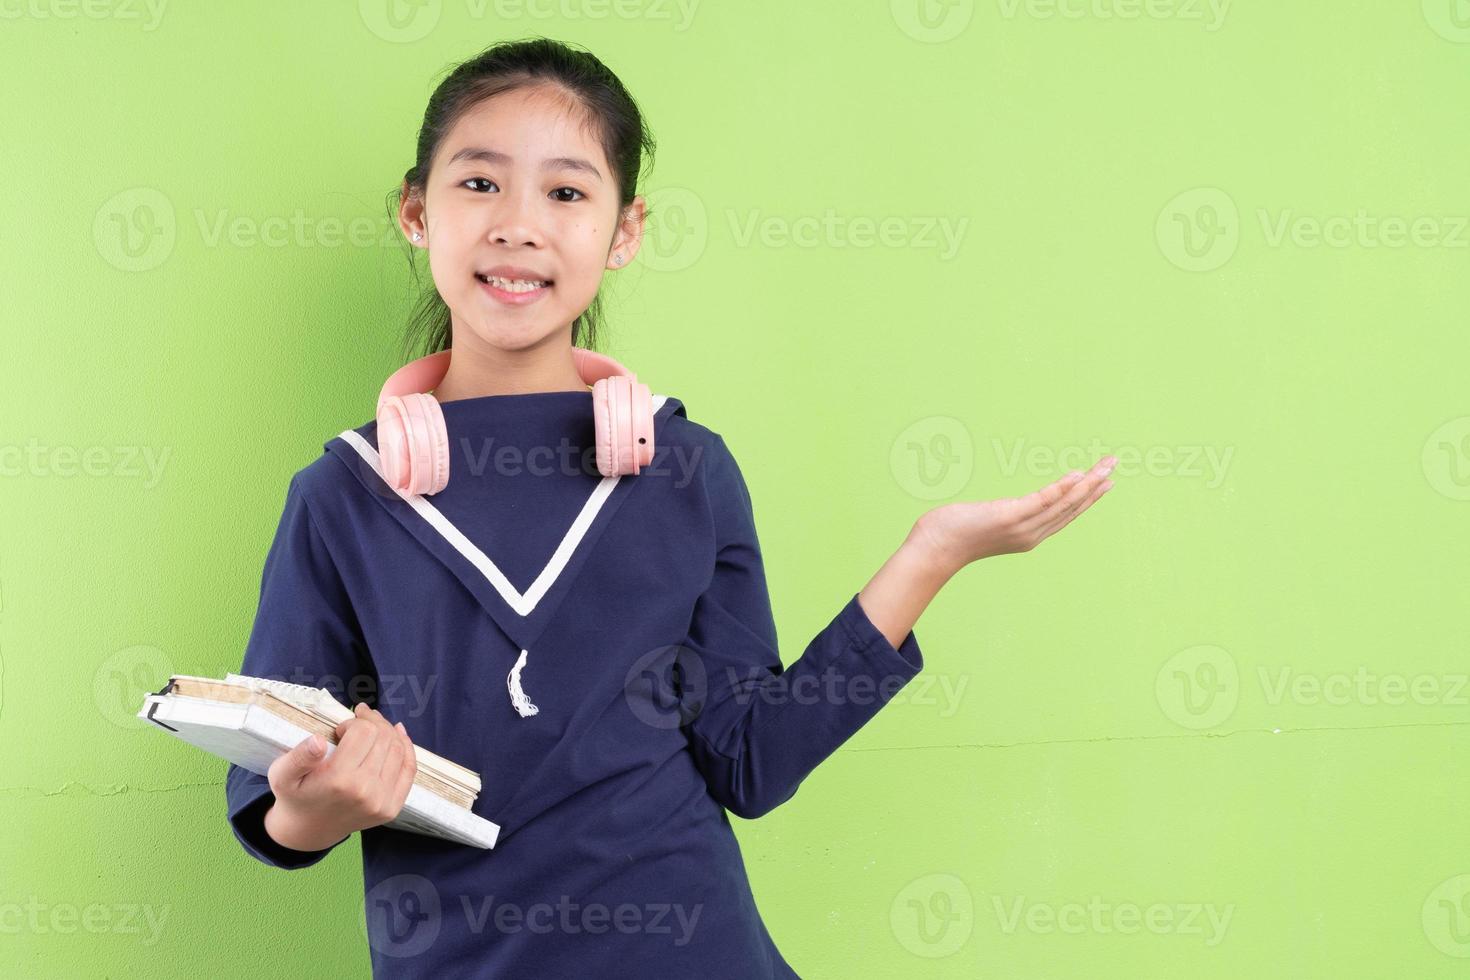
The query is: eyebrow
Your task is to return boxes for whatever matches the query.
[445,147,603,183]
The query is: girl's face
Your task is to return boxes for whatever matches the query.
[399,84,644,353]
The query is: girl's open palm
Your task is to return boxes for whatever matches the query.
[917,455,1118,571]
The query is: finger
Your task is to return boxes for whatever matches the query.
[386,724,416,809]
[355,709,394,777]
[333,701,368,740]
[1036,476,1113,540]
[271,733,328,789]
[376,730,404,782]
[333,703,382,770]
[1019,461,1109,534]
[1011,470,1087,522]
[390,728,418,810]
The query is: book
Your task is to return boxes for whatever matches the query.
[137,673,500,850]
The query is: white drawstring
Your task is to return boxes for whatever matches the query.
[506,648,540,718]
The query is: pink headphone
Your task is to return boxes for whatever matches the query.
[375,346,655,496]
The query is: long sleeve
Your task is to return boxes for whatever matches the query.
[677,435,925,820]
[224,474,372,870]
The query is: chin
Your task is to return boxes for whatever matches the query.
[460,316,568,352]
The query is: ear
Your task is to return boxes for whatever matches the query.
[607,195,647,269]
[398,180,428,248]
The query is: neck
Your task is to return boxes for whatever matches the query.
[431,329,588,404]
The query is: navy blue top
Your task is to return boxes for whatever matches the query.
[224,389,925,978]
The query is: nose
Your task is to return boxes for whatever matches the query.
[488,187,545,248]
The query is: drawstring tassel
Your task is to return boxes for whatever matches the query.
[506,648,540,718]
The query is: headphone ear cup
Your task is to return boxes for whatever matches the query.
[591,377,614,477]
[377,396,411,491]
[378,392,449,494]
[610,374,633,474]
[629,376,654,471]
[402,392,449,495]
[591,372,656,477]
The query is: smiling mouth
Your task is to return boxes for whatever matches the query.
[475,272,554,290]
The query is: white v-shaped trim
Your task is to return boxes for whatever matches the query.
[334,394,666,618]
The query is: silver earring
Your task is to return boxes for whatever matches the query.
[612,253,623,265]
[412,231,422,242]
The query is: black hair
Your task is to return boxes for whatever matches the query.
[386,37,656,362]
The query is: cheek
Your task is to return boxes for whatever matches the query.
[425,246,465,288]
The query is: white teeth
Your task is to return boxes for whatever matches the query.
[481,274,548,293]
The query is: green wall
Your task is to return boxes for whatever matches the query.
[2,2,1468,976]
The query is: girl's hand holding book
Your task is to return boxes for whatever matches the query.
[262,703,418,852]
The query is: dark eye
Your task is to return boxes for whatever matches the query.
[551,187,585,203]
[462,177,496,193]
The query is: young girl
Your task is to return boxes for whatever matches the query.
[224,38,1116,978]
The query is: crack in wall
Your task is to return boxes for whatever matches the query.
[0,779,223,798]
